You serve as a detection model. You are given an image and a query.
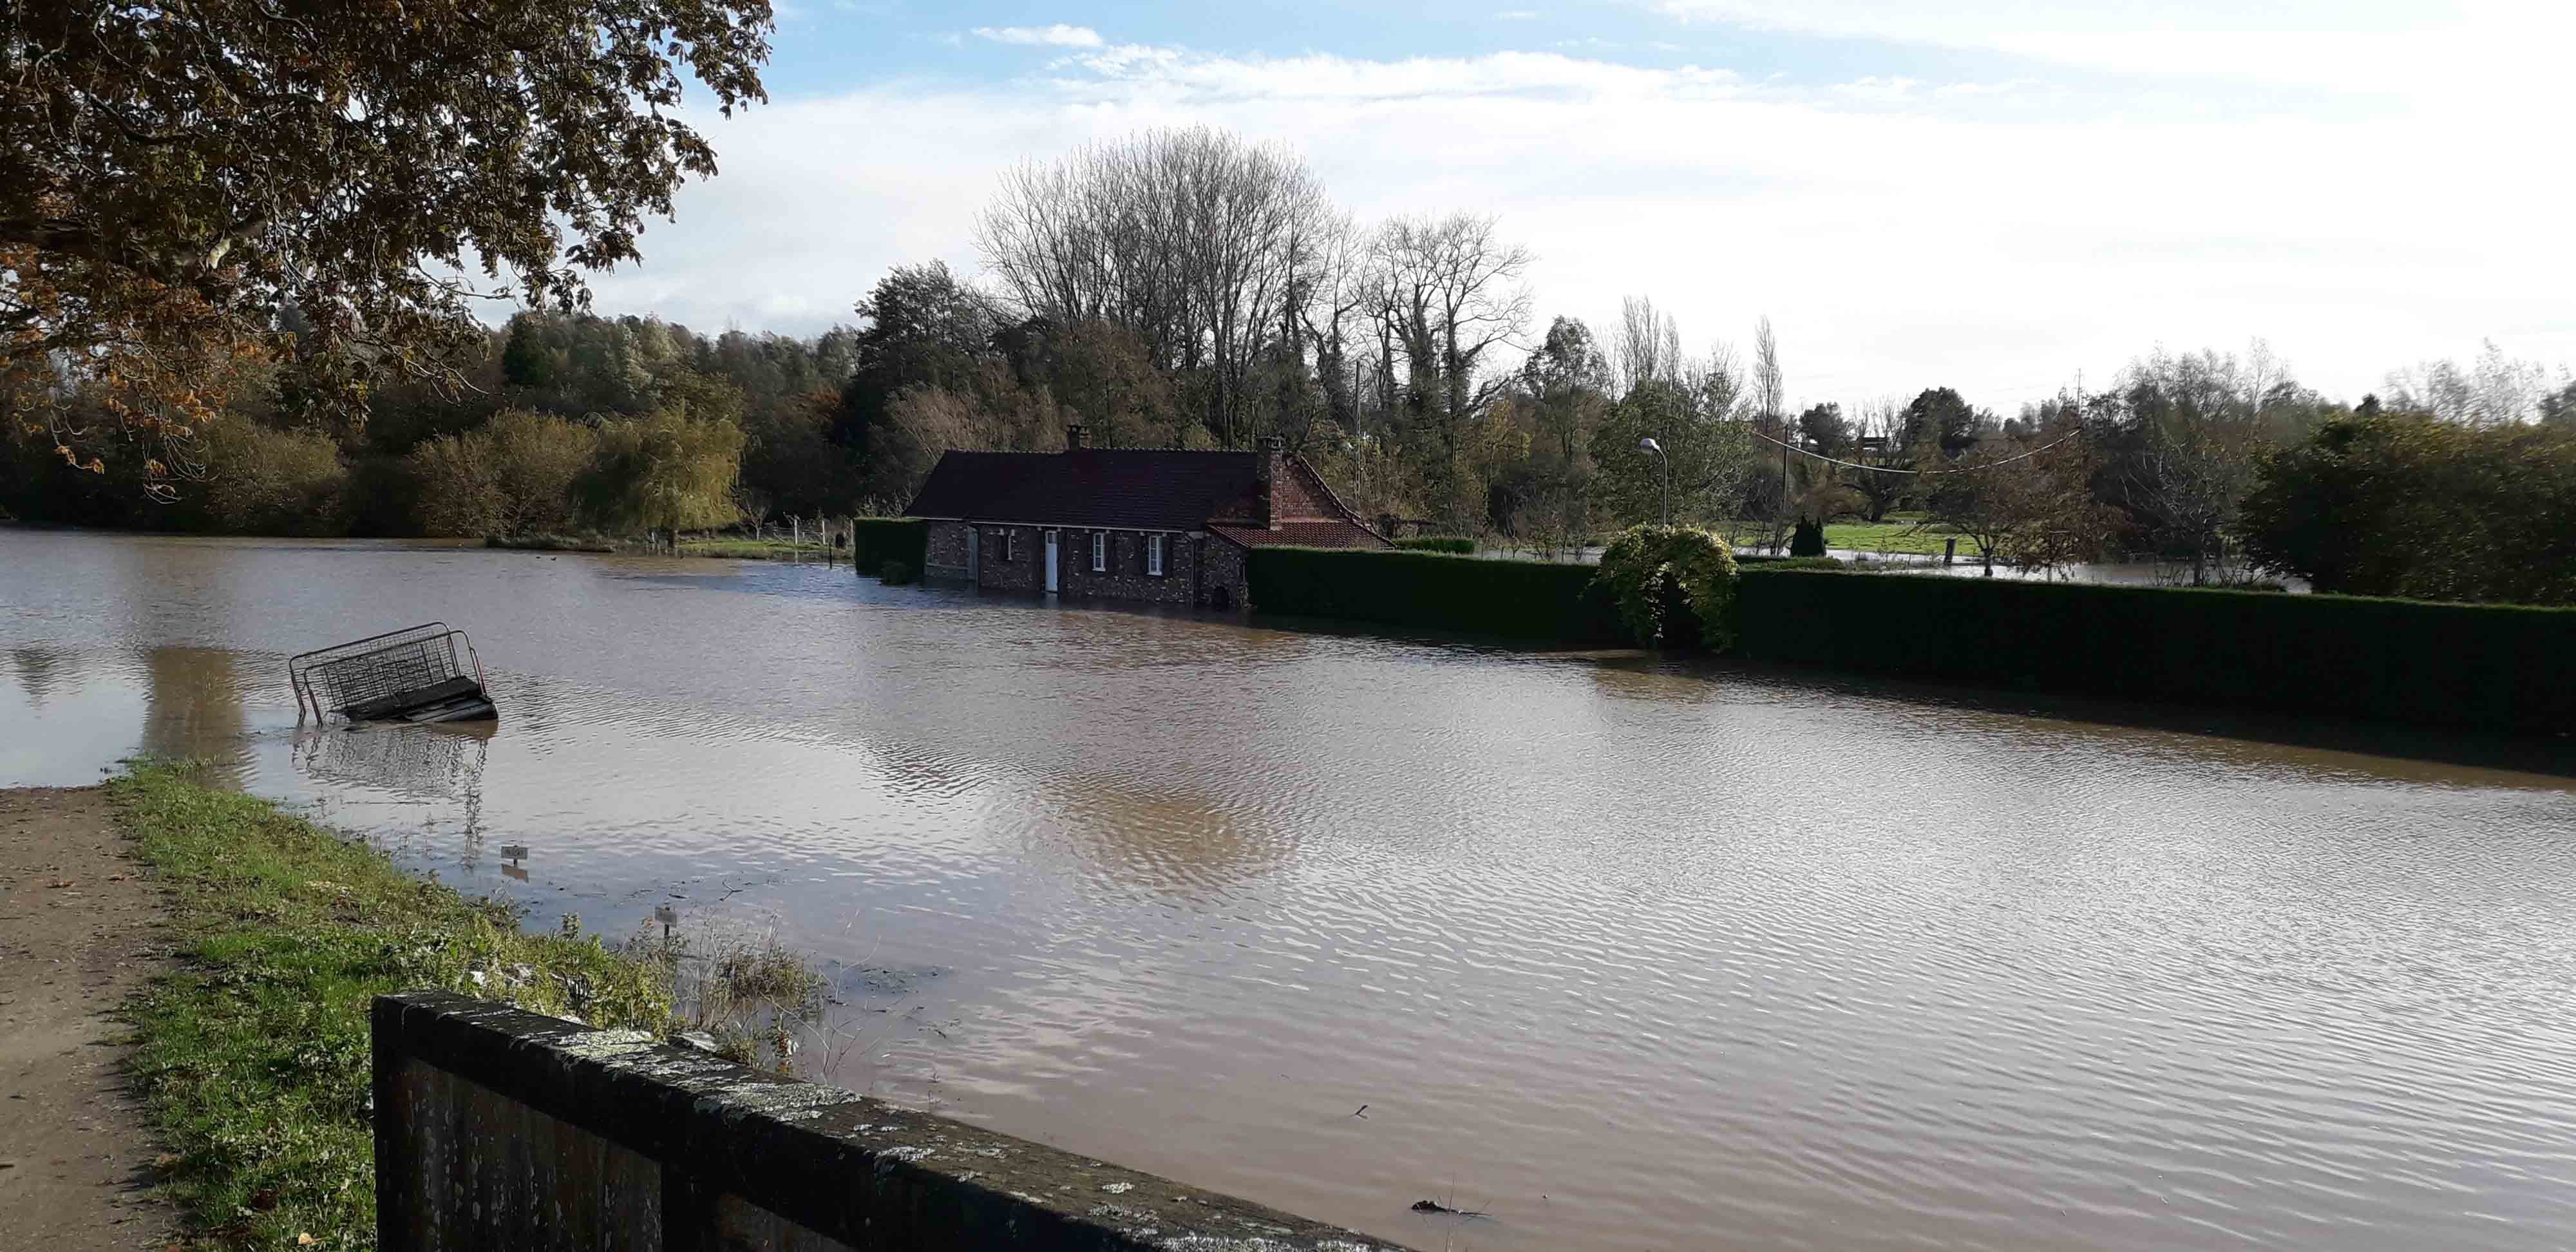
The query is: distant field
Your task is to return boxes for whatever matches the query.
[1823,514,1980,555]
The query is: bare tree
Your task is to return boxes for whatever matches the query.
[2103,350,2266,583]
[1849,397,1913,522]
[1748,316,1792,549]
[2378,339,2557,427]
[1752,317,1784,428]
[974,126,1336,446]
[1366,212,1535,462]
[1615,295,1683,397]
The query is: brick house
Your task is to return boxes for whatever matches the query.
[905,427,1392,608]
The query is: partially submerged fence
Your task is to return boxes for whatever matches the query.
[289,623,491,722]
[373,991,1408,1251]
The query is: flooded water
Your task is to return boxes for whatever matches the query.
[5,528,2573,1251]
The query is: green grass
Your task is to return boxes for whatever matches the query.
[1819,513,1977,555]
[674,537,826,559]
[480,533,618,553]
[113,762,679,1251]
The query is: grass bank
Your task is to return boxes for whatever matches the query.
[674,536,826,559]
[480,533,618,553]
[112,763,819,1251]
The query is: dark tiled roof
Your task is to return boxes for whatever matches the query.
[906,450,1262,531]
[1208,520,1392,549]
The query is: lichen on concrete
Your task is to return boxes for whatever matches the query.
[377,989,1415,1251]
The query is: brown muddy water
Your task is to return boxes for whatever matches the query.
[5,528,2573,1250]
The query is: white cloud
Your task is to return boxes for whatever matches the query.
[969,23,1104,48]
[1495,8,1539,17]
[583,39,2573,412]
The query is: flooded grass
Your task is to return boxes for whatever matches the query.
[108,761,820,1250]
[623,923,829,1070]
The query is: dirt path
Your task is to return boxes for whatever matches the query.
[0,786,175,1249]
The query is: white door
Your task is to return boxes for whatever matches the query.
[1043,530,1059,593]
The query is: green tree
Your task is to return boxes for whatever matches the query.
[2239,415,2576,603]
[500,318,559,390]
[4,0,774,488]
[2543,379,2576,428]
[196,424,350,536]
[580,410,747,534]
[1796,402,1852,457]
[1902,388,1985,457]
[836,262,997,456]
[1591,376,1758,528]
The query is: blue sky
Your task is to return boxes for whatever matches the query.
[588,1,2571,412]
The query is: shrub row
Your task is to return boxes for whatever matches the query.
[1239,546,2575,734]
[851,517,927,577]
[1393,535,1478,554]
[1245,547,1622,644]
[1734,569,2576,734]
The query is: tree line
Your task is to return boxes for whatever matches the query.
[7,119,2571,602]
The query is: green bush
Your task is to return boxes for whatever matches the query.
[2240,415,2576,604]
[1789,518,1827,557]
[196,422,352,536]
[1245,547,1622,644]
[1594,525,1740,650]
[878,559,916,585]
[1734,569,2576,734]
[1738,555,1845,570]
[1394,535,1478,554]
[849,517,926,574]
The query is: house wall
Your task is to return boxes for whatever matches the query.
[1201,537,1249,611]
[923,522,971,581]
[1059,528,1198,605]
[933,522,1247,608]
[970,525,1045,593]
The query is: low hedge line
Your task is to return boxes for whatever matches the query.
[1394,535,1478,554]
[1239,546,2574,733]
[1735,569,2576,734]
[1245,546,1622,643]
[851,517,927,577]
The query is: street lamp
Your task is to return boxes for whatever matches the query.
[1638,437,1669,526]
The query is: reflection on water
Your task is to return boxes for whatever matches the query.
[5,529,2576,1251]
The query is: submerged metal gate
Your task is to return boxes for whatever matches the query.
[289,622,489,722]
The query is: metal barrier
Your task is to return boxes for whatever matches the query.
[289,623,489,721]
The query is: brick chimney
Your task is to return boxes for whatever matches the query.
[1255,435,1285,529]
[1065,424,1086,452]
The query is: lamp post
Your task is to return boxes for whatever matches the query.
[1638,437,1668,526]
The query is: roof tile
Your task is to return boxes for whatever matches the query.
[905,450,1261,532]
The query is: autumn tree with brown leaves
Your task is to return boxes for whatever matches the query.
[2,0,773,495]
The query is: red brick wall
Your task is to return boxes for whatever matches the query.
[1269,457,1334,520]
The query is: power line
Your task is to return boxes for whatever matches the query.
[1743,426,2087,476]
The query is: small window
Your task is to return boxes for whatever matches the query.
[1090,531,1107,573]
[1147,533,1166,576]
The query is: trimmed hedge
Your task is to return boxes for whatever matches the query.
[1394,535,1478,554]
[851,517,926,578]
[1245,546,1622,644]
[1734,569,2576,734]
